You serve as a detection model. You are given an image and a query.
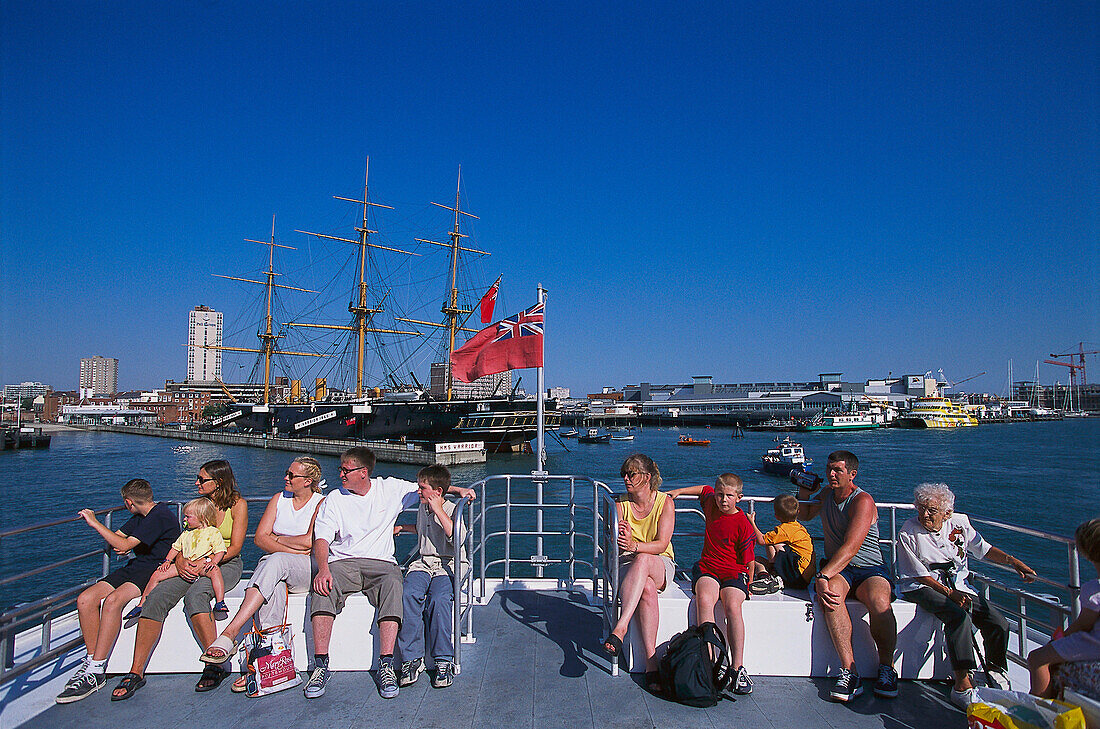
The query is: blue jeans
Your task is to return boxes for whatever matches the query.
[397,570,454,662]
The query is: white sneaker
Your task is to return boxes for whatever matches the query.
[985,669,1011,691]
[950,687,980,709]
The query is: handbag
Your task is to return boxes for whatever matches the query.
[239,585,302,697]
[968,688,1085,729]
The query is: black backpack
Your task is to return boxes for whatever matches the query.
[657,622,733,707]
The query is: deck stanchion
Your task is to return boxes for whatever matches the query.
[103,511,112,577]
[1068,542,1082,620]
[1018,596,1028,656]
[505,477,512,581]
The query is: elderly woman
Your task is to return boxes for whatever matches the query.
[200,456,326,691]
[602,453,675,691]
[896,482,1036,708]
[112,459,248,700]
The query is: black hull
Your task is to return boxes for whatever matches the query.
[211,399,558,454]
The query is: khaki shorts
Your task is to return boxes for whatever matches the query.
[619,553,676,593]
[310,557,403,623]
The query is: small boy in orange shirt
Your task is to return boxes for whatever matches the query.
[747,494,816,592]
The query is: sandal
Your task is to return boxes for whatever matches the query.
[603,634,623,658]
[201,635,237,664]
[111,672,146,701]
[195,663,229,692]
[231,674,249,693]
[123,605,142,621]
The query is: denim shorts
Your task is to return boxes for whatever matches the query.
[691,562,750,597]
[837,562,894,594]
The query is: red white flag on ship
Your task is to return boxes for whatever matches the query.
[451,301,544,383]
[479,275,501,323]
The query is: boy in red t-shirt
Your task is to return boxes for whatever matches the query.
[666,473,756,694]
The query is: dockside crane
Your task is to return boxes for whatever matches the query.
[1045,343,1099,389]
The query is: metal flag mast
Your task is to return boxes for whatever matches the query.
[533,283,548,477]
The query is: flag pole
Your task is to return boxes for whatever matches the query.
[533,283,548,477]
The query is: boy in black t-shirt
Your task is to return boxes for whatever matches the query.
[55,478,181,704]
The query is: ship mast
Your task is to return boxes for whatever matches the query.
[396,167,489,400]
[210,216,324,405]
[290,159,422,399]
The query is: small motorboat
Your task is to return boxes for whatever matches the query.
[559,429,579,438]
[677,435,710,446]
[761,437,812,476]
[578,427,612,444]
[610,432,635,441]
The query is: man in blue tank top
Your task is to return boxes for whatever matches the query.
[797,450,898,703]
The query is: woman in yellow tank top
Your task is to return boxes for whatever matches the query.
[602,453,675,690]
[112,459,248,699]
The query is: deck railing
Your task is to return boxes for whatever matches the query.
[0,494,471,683]
[0,479,1083,683]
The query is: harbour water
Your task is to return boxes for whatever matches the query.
[3,419,1097,611]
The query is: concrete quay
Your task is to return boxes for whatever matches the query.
[75,425,487,465]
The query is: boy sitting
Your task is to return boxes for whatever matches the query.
[666,473,756,695]
[394,464,467,689]
[747,494,816,593]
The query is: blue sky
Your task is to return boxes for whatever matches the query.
[2,2,1097,397]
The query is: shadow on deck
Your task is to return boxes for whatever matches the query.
[8,590,966,729]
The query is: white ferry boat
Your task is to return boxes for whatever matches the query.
[1,473,1093,728]
[894,397,979,428]
[796,412,884,432]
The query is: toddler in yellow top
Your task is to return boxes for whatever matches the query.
[747,494,816,592]
[126,498,230,620]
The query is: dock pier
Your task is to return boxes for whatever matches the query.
[76,425,487,465]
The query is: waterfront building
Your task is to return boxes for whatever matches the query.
[78,356,118,398]
[164,378,291,403]
[186,305,223,382]
[547,386,570,400]
[1015,381,1100,413]
[428,361,511,399]
[617,373,930,426]
[3,381,48,401]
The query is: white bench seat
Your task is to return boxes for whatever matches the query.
[106,582,381,674]
[623,580,956,679]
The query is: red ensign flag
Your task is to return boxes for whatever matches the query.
[451,302,544,383]
[479,276,501,324]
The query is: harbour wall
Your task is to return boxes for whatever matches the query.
[73,425,487,465]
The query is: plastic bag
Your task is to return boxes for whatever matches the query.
[968,688,1085,729]
[240,622,301,697]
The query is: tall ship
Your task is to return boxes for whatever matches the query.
[205,162,557,452]
[894,397,978,429]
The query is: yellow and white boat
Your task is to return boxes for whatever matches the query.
[895,396,979,428]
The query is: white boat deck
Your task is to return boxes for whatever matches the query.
[4,589,969,729]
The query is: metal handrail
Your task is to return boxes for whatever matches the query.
[596,491,1083,673]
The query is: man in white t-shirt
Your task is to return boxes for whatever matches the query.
[897,482,1035,708]
[302,447,475,700]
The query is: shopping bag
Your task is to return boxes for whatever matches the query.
[968,688,1085,729]
[239,586,301,697]
[240,622,301,696]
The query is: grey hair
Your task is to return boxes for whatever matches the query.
[913,483,955,511]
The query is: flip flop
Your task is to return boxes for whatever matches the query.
[123,606,142,621]
[603,634,623,657]
[111,672,146,701]
[200,635,237,664]
[231,674,249,693]
[195,663,229,692]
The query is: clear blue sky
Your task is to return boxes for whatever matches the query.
[2,2,1097,397]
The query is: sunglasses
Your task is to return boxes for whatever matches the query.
[339,465,367,476]
[285,471,309,480]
